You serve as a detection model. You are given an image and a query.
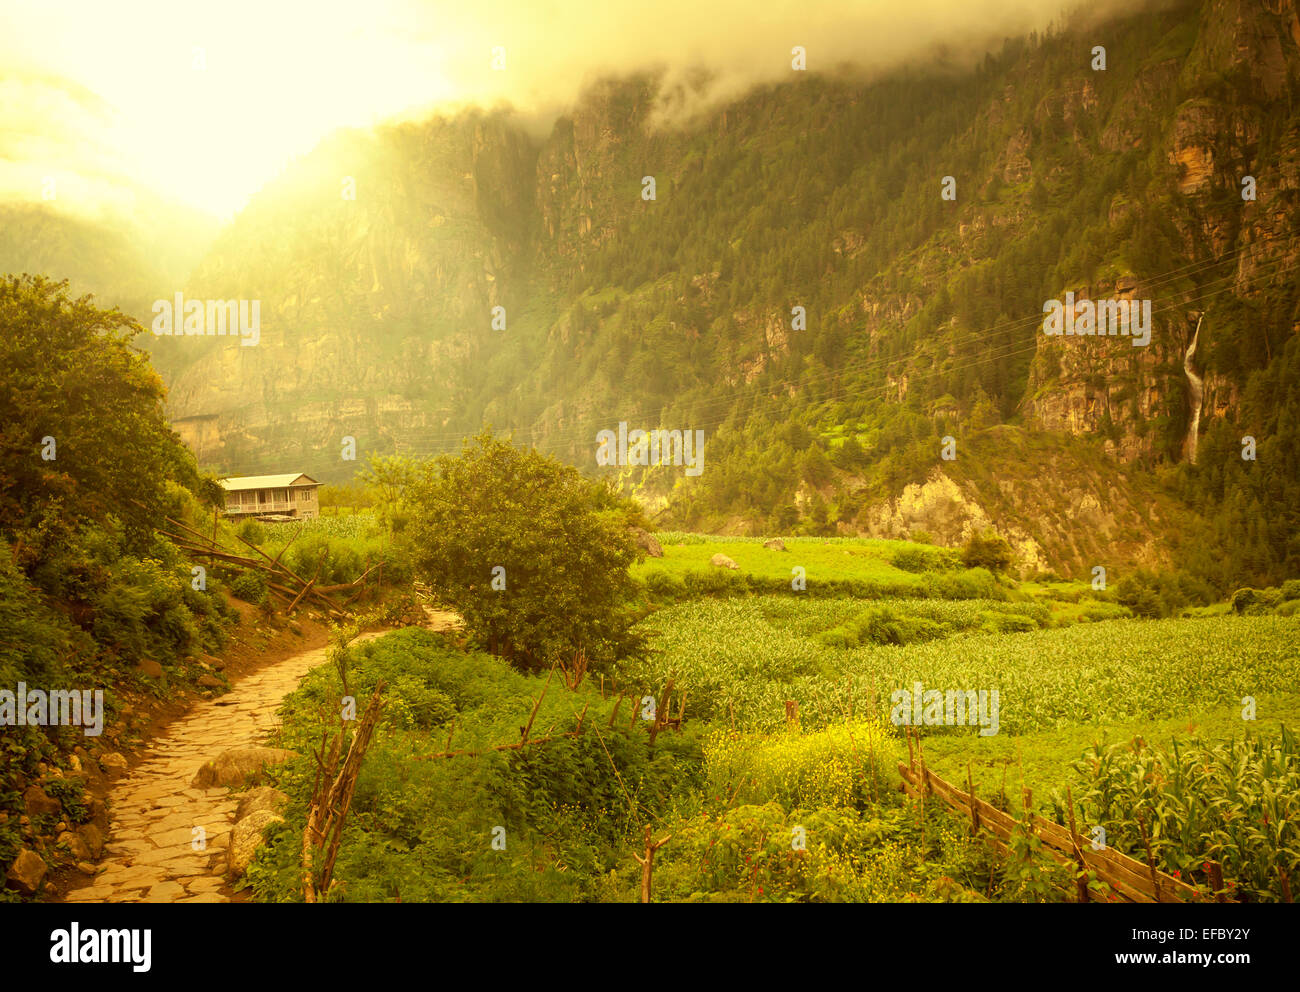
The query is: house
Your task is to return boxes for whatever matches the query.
[219,474,321,520]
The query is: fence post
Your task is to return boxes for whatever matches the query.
[1206,860,1226,903]
[1065,786,1090,903]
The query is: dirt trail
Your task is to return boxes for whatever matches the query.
[64,638,363,903]
[62,608,463,904]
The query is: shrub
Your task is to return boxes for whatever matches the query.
[704,722,896,810]
[1229,587,1280,615]
[237,520,267,546]
[961,530,1014,573]
[229,571,268,605]
[892,547,937,573]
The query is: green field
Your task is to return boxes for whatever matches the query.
[638,534,933,585]
[242,530,1300,903]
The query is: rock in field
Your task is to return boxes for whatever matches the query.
[710,553,739,570]
[5,849,48,896]
[763,538,787,551]
[632,528,664,558]
[22,785,60,817]
[57,830,91,861]
[99,752,129,781]
[191,747,296,789]
[227,811,286,876]
[235,786,290,821]
[76,823,104,859]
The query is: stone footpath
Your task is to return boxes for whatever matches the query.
[64,642,337,904]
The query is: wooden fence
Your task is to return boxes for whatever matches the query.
[898,728,1229,903]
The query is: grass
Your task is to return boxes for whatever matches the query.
[637,534,927,585]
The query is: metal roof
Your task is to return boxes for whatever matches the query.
[219,473,320,491]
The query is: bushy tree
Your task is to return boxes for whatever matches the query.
[0,275,198,549]
[961,529,1014,574]
[407,430,644,670]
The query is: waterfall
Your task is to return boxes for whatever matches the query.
[1184,315,1204,464]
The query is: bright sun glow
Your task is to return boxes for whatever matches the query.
[2,1,460,218]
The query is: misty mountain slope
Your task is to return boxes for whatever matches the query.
[0,201,216,320]
[145,0,1300,583]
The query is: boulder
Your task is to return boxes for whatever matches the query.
[99,752,129,781]
[22,785,60,818]
[235,786,289,821]
[5,849,48,896]
[710,553,739,570]
[632,528,664,558]
[227,811,285,876]
[196,674,224,689]
[76,823,105,859]
[57,830,91,861]
[191,747,296,789]
[763,538,787,551]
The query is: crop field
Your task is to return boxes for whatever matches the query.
[628,597,1296,731]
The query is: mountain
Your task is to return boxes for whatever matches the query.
[17,0,1300,587]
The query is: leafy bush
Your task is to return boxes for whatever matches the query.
[705,722,896,809]
[247,628,701,902]
[237,520,267,546]
[961,530,1014,573]
[229,571,268,605]
[891,546,955,573]
[1229,586,1281,615]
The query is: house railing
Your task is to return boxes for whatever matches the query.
[225,499,297,514]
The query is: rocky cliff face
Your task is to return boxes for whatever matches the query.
[1021,0,1300,465]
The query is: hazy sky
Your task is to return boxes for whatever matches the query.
[0,0,1104,219]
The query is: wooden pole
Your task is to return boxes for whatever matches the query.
[1206,860,1226,903]
[1065,786,1090,903]
[521,666,554,743]
[632,824,671,904]
[1135,813,1162,903]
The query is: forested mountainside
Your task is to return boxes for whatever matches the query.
[12,0,1300,589]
